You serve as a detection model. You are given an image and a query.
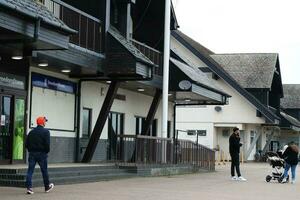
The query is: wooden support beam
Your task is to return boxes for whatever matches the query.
[142,89,162,136]
[262,128,276,154]
[82,81,120,163]
[245,131,262,160]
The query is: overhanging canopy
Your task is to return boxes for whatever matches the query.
[169,58,230,105]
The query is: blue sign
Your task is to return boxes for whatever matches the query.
[31,73,76,94]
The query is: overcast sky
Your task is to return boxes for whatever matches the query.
[173,0,300,84]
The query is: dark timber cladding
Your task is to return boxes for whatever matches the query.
[0,0,75,51]
[104,27,155,80]
[82,81,120,163]
[142,89,162,136]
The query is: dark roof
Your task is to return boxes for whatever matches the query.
[281,84,300,109]
[280,111,300,129]
[108,27,154,66]
[211,54,278,89]
[0,0,75,34]
[172,30,215,56]
[171,30,280,124]
[170,57,230,97]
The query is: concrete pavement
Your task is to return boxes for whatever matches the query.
[0,163,299,200]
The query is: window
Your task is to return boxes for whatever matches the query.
[250,130,256,144]
[109,112,124,135]
[222,129,230,137]
[197,130,207,136]
[82,108,92,138]
[187,130,197,136]
[167,121,171,138]
[135,117,157,136]
[187,130,207,136]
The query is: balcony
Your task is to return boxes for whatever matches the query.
[40,0,103,53]
[130,39,163,76]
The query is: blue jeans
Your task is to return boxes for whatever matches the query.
[26,152,50,189]
[283,163,297,181]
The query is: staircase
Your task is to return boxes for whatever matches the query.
[0,164,137,188]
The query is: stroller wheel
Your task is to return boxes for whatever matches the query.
[266,175,272,182]
[278,176,283,183]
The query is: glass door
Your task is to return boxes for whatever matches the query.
[0,95,12,164]
[108,112,124,160]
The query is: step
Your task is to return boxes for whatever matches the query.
[0,168,136,180]
[0,172,138,187]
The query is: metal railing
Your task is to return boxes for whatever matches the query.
[115,134,215,170]
[130,39,163,76]
[115,135,173,165]
[175,139,215,170]
[42,0,103,53]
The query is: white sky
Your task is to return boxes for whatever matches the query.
[173,0,300,84]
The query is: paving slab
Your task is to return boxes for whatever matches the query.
[0,163,299,200]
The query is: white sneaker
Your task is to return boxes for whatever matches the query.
[291,180,295,184]
[281,178,288,183]
[237,176,247,181]
[231,176,238,180]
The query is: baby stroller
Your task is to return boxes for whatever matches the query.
[265,151,289,183]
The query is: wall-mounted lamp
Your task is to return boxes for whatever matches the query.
[61,69,71,73]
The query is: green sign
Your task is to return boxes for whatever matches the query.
[13,99,25,160]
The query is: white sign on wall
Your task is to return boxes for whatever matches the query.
[0,115,5,126]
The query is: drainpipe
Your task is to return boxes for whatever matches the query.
[75,80,82,162]
[173,103,176,140]
[33,18,41,42]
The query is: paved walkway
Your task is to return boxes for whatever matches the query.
[0,163,299,200]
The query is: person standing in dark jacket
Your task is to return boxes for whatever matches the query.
[229,127,246,181]
[282,141,299,184]
[25,116,54,194]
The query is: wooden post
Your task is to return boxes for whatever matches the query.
[82,81,120,163]
[142,89,162,135]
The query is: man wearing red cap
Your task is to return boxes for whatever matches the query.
[25,116,54,194]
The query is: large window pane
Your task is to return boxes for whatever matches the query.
[82,108,92,138]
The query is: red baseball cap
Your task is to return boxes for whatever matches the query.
[36,116,48,126]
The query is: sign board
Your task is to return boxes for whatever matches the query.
[0,72,25,90]
[31,73,77,94]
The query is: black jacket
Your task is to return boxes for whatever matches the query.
[25,125,50,153]
[283,146,299,165]
[229,133,242,155]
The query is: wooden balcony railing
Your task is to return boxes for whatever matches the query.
[41,0,103,53]
[114,134,215,170]
[130,39,163,76]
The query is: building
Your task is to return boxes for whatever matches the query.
[172,30,284,160]
[0,0,229,166]
[278,84,300,147]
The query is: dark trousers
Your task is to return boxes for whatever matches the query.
[230,153,241,177]
[26,152,50,189]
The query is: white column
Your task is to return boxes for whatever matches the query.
[161,0,171,137]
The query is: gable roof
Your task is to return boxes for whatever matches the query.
[210,54,278,89]
[170,57,229,97]
[280,111,300,131]
[281,84,300,109]
[108,26,155,66]
[171,30,280,124]
[172,30,215,56]
[0,0,75,34]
